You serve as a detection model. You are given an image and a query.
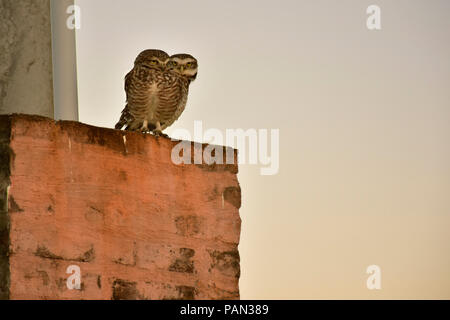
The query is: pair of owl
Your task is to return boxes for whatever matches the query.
[115,49,198,136]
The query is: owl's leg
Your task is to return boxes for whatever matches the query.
[153,121,168,138]
[140,120,149,133]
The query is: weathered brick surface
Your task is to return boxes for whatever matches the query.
[0,114,241,300]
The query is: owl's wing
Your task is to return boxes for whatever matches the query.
[124,69,133,102]
[115,68,138,130]
[115,104,132,130]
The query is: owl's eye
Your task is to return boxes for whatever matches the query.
[150,60,158,65]
[186,62,192,68]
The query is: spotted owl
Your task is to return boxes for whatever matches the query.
[115,49,198,136]
[162,53,198,130]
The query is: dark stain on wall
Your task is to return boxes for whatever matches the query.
[223,186,242,209]
[209,249,241,279]
[34,245,95,263]
[8,196,23,213]
[174,215,202,237]
[0,116,11,300]
[112,279,141,300]
[169,248,195,274]
[176,285,197,300]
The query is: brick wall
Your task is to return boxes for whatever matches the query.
[0,114,241,300]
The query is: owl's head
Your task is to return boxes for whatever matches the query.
[167,54,198,82]
[134,49,169,71]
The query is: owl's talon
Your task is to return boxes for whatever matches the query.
[152,130,168,138]
[139,120,150,133]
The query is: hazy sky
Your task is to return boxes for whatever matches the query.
[75,0,450,299]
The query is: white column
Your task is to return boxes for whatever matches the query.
[50,0,79,121]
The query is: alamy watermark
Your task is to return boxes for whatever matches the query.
[66,264,81,290]
[366,264,381,290]
[66,4,81,30]
[170,121,279,176]
[366,5,381,30]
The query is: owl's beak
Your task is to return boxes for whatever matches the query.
[180,66,184,73]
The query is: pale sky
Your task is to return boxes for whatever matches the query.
[75,0,450,299]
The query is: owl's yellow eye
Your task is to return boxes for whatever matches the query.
[150,60,158,65]
[186,62,192,68]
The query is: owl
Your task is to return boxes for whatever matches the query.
[167,53,198,83]
[114,49,192,135]
[160,53,198,131]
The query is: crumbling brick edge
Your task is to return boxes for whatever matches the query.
[0,116,12,300]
